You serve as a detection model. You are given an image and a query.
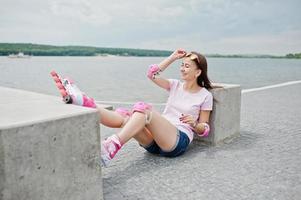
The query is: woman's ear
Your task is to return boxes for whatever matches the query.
[195,69,202,78]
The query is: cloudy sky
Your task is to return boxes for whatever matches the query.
[0,0,300,55]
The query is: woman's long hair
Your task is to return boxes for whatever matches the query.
[190,51,213,90]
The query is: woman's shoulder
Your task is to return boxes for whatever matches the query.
[197,88,213,103]
[202,87,212,95]
[168,79,182,89]
[168,79,181,84]
[199,87,212,96]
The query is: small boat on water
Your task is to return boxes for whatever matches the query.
[8,52,31,58]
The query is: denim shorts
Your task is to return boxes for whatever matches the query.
[142,129,190,157]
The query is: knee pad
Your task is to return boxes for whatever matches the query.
[147,64,162,79]
[115,107,131,128]
[115,107,131,118]
[132,102,153,124]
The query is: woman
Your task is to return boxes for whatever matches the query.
[51,49,213,167]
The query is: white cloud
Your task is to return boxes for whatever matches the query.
[0,0,300,54]
[215,30,301,55]
[49,0,112,26]
[136,30,301,55]
[47,0,188,26]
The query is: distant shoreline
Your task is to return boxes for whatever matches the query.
[0,54,298,59]
[0,43,300,59]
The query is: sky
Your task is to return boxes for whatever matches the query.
[0,0,300,55]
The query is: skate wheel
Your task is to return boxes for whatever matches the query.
[56,83,64,89]
[53,77,61,83]
[63,95,72,104]
[50,71,58,77]
[59,89,67,97]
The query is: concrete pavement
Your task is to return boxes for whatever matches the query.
[101,83,301,200]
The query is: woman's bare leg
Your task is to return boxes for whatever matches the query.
[96,106,125,128]
[117,110,178,151]
[132,128,154,147]
[97,105,153,146]
[145,111,178,151]
[101,109,179,166]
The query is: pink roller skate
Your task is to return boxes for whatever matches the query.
[101,134,123,167]
[50,70,96,108]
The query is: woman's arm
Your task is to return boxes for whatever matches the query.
[148,49,186,90]
[193,110,211,134]
[179,110,211,135]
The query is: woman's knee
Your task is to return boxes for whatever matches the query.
[132,102,153,124]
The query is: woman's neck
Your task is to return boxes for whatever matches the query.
[183,81,202,93]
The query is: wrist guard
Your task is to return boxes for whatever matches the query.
[147,64,162,79]
[196,122,210,137]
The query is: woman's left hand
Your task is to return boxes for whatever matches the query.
[179,114,196,127]
[170,49,187,60]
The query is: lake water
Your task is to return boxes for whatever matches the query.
[0,56,300,103]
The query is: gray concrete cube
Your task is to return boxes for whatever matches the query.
[0,87,103,200]
[195,84,241,145]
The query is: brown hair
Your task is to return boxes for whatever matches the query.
[187,51,213,90]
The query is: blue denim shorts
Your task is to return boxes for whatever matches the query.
[142,129,190,157]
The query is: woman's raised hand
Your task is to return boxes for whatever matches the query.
[170,48,187,60]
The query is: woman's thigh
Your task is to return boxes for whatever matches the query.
[97,107,124,128]
[145,110,178,151]
[133,127,154,147]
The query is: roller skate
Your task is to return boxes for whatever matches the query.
[101,134,123,167]
[50,70,97,108]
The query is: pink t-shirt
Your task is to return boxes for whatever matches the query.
[162,79,213,142]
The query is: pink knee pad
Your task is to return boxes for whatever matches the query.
[132,102,153,124]
[147,64,161,79]
[115,108,131,127]
[115,107,131,118]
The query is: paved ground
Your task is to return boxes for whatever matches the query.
[100,83,301,200]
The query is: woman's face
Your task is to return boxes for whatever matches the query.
[180,57,201,81]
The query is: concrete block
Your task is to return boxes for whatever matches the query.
[194,83,241,145]
[0,87,103,200]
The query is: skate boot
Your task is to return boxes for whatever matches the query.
[50,70,96,108]
[101,135,123,167]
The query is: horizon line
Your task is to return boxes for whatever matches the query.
[1,42,300,57]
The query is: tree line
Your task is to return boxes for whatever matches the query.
[0,43,300,58]
[285,53,301,59]
[0,43,172,57]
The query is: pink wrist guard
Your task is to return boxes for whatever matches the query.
[197,123,210,137]
[147,64,162,79]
